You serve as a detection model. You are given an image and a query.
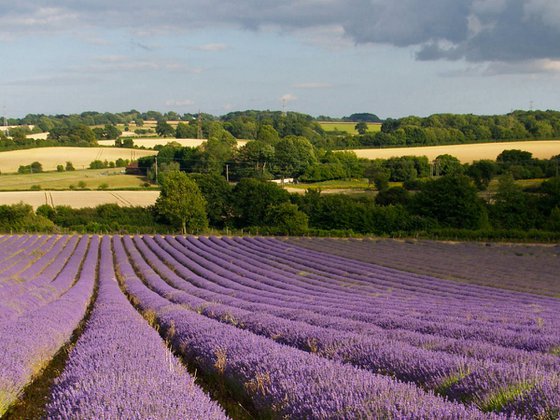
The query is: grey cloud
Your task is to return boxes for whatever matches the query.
[2,0,560,63]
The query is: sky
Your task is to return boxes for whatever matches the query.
[1,0,559,119]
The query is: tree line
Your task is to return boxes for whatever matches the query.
[2,168,558,240]
[6,109,559,150]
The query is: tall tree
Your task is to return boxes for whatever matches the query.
[156,120,175,138]
[355,121,368,135]
[412,175,488,229]
[154,171,208,234]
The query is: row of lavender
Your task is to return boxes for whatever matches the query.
[46,237,227,419]
[0,235,225,418]
[114,236,503,419]
[1,234,558,418]
[0,235,97,415]
[116,235,560,418]
[287,237,560,297]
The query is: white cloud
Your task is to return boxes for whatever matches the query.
[293,82,333,89]
[280,93,297,103]
[485,59,560,76]
[194,43,228,52]
[165,99,195,107]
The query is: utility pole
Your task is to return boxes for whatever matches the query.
[225,164,229,182]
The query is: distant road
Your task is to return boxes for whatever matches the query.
[0,190,159,209]
[349,140,560,163]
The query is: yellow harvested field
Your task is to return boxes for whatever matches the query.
[350,141,560,163]
[0,147,157,173]
[0,168,147,191]
[98,138,249,149]
[0,190,159,209]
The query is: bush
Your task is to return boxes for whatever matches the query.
[264,202,308,235]
[18,161,43,174]
[115,158,129,168]
[65,161,75,171]
[375,187,410,206]
[56,164,64,172]
[412,175,488,229]
[89,160,107,169]
[0,203,55,233]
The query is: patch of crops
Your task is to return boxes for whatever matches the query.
[1,235,559,419]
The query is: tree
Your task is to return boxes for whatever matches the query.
[490,174,538,229]
[155,170,208,234]
[190,173,234,228]
[264,203,309,235]
[355,121,368,135]
[56,164,65,172]
[497,149,533,164]
[201,137,236,175]
[435,154,463,176]
[273,136,317,179]
[176,122,197,138]
[467,160,498,190]
[156,120,175,138]
[412,175,488,229]
[257,124,280,144]
[235,141,275,179]
[115,137,134,148]
[18,161,43,174]
[232,178,290,227]
[539,176,560,216]
[65,161,75,171]
[364,160,389,190]
[375,187,410,206]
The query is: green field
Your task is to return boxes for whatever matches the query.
[0,168,149,191]
[319,121,382,135]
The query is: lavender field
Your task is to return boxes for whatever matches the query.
[0,235,559,419]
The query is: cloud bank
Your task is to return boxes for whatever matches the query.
[2,1,559,65]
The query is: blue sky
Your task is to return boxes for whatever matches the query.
[1,1,559,119]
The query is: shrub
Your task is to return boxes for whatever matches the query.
[18,161,43,174]
[89,160,107,169]
[0,203,55,232]
[264,202,309,235]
